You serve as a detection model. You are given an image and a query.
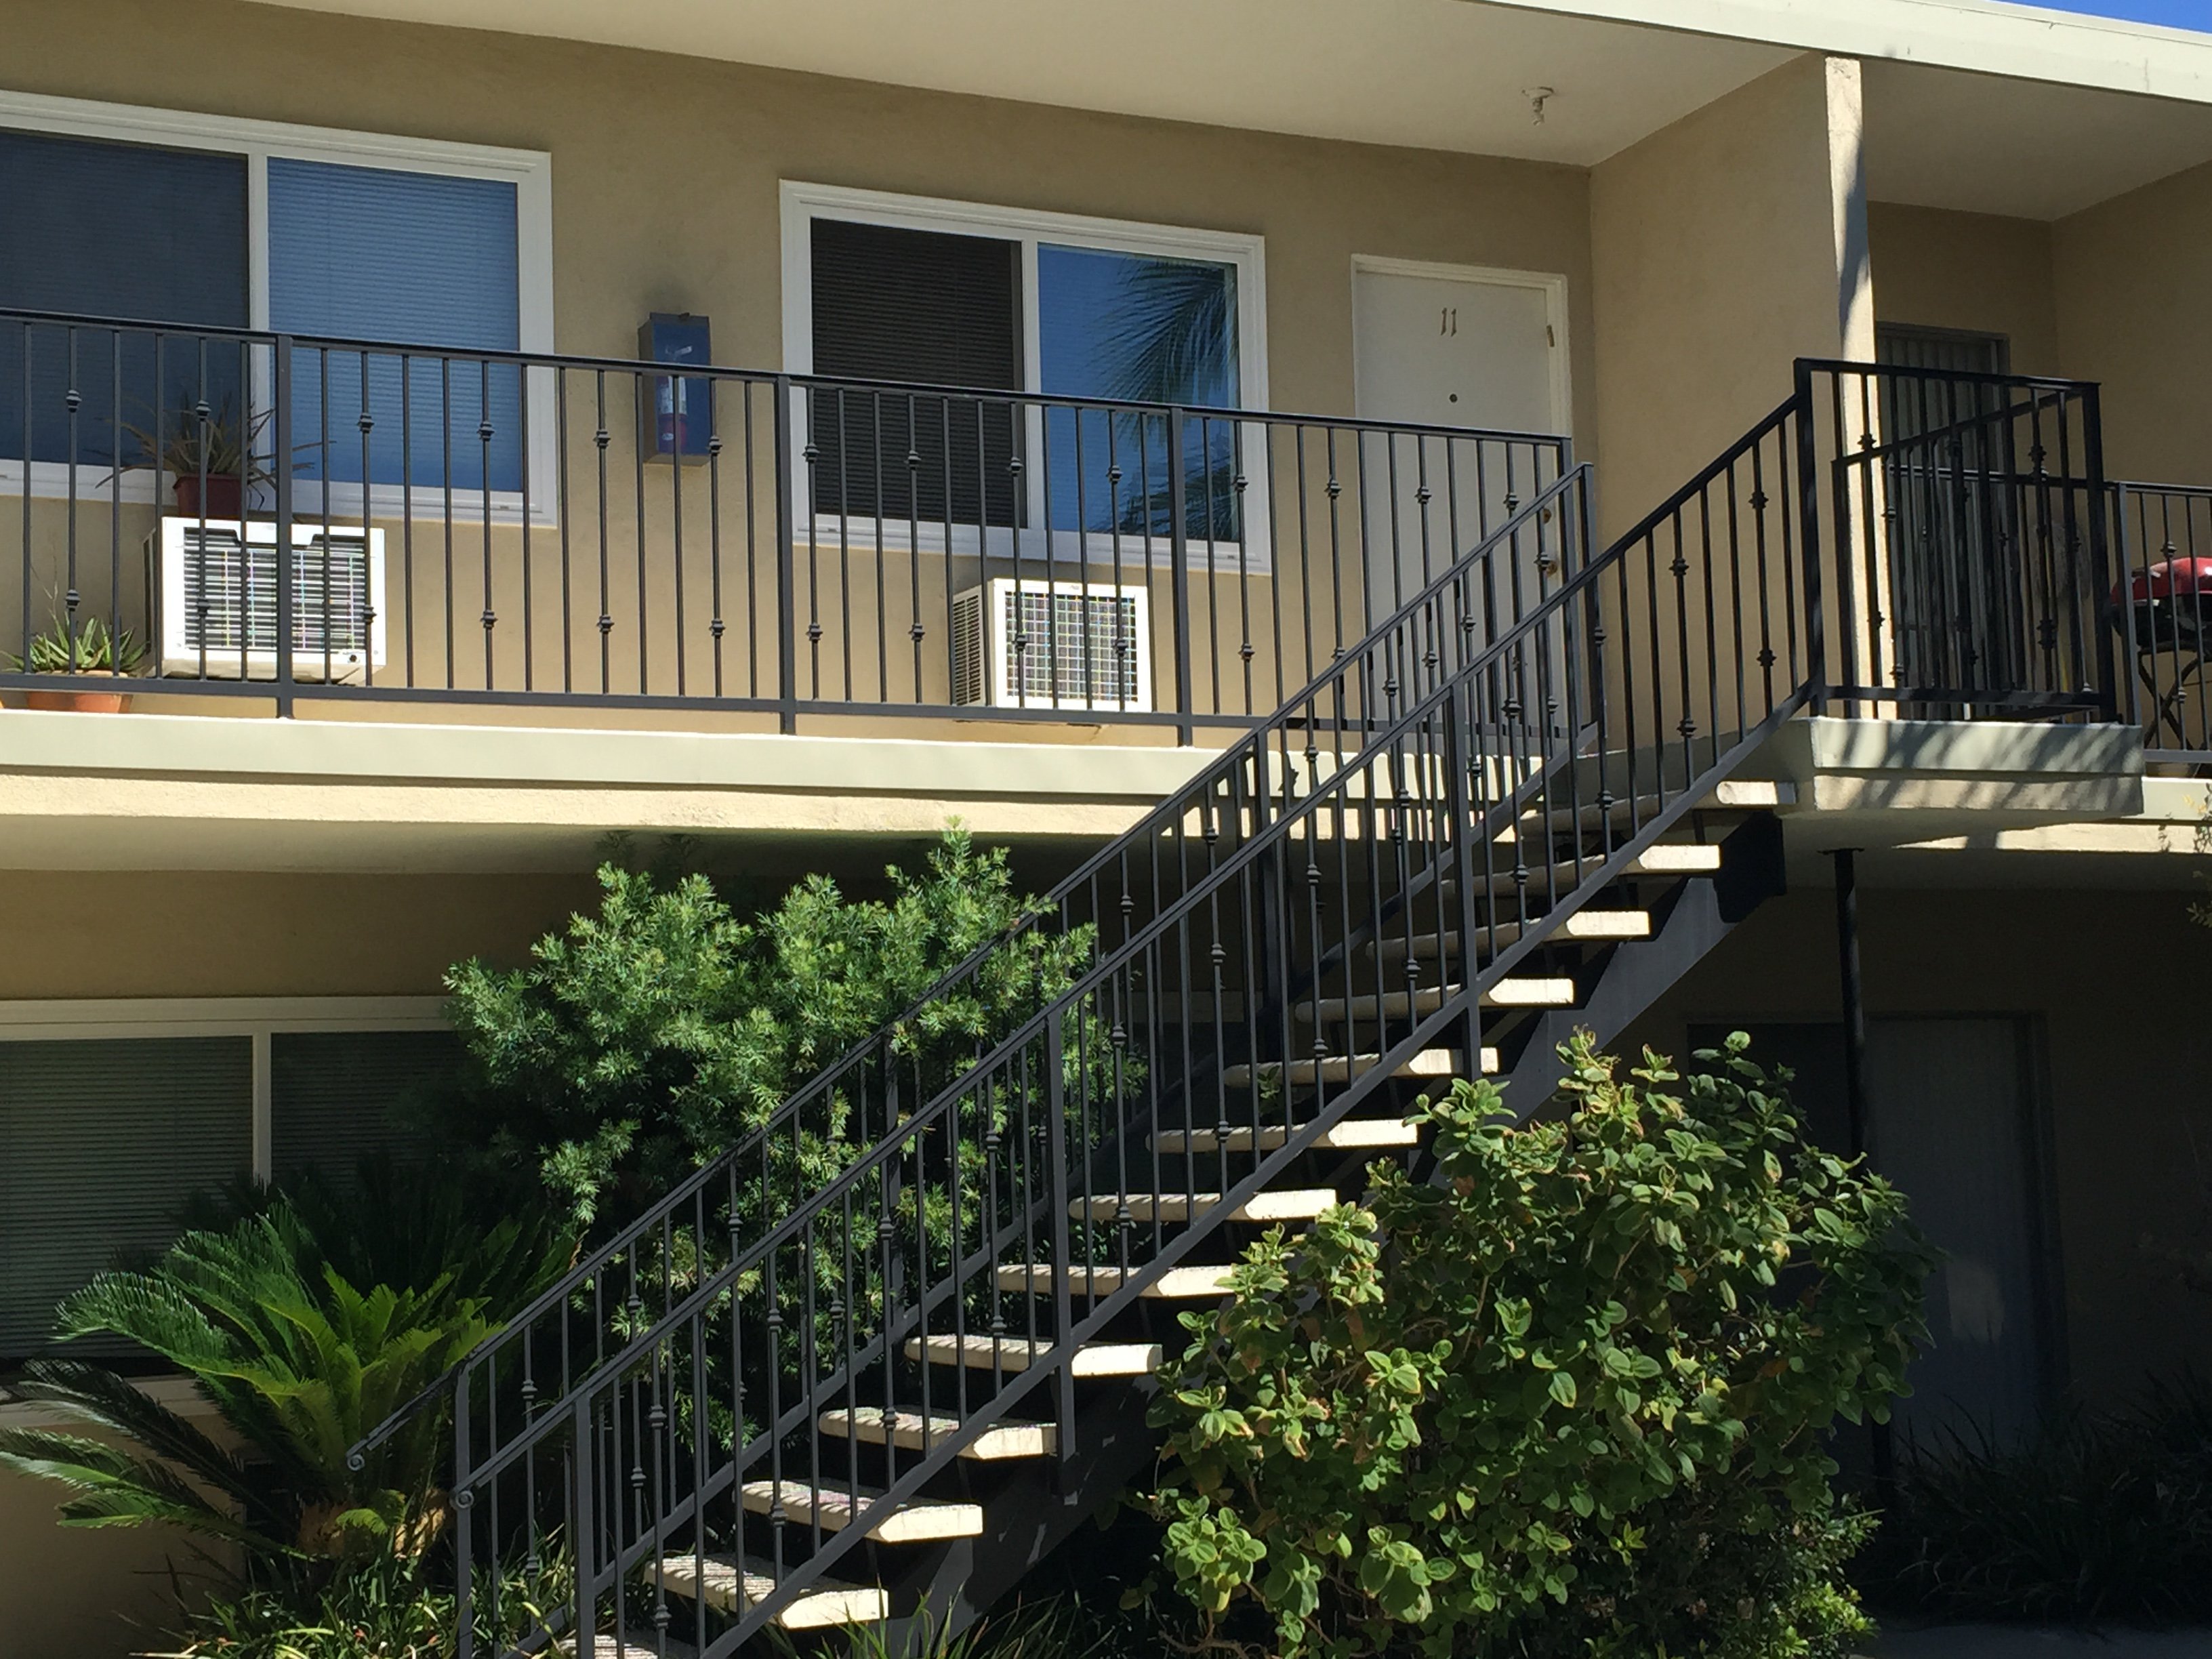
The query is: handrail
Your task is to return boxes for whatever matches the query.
[426,466,1602,1487]
[325,358,2131,1658]
[501,397,1816,1648]
[344,460,1592,1468]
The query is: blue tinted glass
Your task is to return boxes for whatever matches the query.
[1037,245,1240,539]
[0,129,249,466]
[268,159,522,493]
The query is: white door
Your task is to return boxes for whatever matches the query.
[1353,262,1566,715]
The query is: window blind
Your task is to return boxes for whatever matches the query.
[0,1037,252,1357]
[809,218,1022,527]
[0,127,249,467]
[271,1028,461,1189]
[268,158,523,493]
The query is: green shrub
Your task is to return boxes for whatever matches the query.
[0,1169,569,1570]
[1145,1033,1932,1659]
[443,826,1092,1235]
[146,1547,571,1659]
[1867,1377,2212,1624]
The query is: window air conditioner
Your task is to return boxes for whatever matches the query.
[149,518,386,682]
[951,578,1153,714]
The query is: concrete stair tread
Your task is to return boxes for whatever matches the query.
[1300,977,1576,1023]
[996,1262,1238,1298]
[1367,909,1652,961]
[1221,1046,1496,1087]
[739,1477,981,1542]
[1155,1118,1420,1155]
[1449,842,1723,897]
[658,1553,888,1629]
[817,1406,1056,1460]
[1071,1187,1335,1224]
[905,1333,1163,1376]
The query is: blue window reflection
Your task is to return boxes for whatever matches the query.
[269,159,523,495]
[1037,245,1240,541]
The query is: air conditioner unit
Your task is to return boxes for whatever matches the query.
[951,579,1153,714]
[149,518,386,682]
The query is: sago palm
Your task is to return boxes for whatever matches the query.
[0,1188,562,1568]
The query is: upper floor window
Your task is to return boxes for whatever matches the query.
[782,183,1265,550]
[0,90,551,501]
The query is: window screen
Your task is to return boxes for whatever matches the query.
[268,158,523,493]
[0,1036,252,1357]
[808,218,1022,527]
[270,1028,462,1189]
[0,127,250,467]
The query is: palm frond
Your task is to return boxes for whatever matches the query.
[4,1359,259,1511]
[0,1427,289,1555]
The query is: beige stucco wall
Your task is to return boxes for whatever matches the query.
[0,870,591,996]
[0,0,1597,737]
[1590,54,1872,539]
[0,1452,204,1659]
[1866,201,2060,375]
[0,0,1596,444]
[1626,883,2212,1403]
[2053,157,2212,485]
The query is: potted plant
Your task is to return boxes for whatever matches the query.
[10,613,149,712]
[120,396,274,519]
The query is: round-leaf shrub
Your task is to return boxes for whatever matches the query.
[1145,1033,1933,1659]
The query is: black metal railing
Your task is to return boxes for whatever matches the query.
[0,308,1570,739]
[2110,479,2212,762]
[1829,359,2114,719]
[333,359,2127,1658]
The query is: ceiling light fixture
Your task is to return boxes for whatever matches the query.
[1525,86,1555,125]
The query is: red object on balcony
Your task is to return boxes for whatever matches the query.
[2114,556,2212,651]
[170,473,243,520]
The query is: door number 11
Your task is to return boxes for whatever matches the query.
[1439,307,1458,336]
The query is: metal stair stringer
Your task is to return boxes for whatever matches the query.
[1499,808,1788,1110]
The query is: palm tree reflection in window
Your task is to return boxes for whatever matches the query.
[1038,245,1242,544]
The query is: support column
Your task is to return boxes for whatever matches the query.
[1830,846,1869,1161]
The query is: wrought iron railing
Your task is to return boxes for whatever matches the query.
[1831,359,2114,719]
[0,307,1570,740]
[2110,479,2212,763]
[336,359,2117,1657]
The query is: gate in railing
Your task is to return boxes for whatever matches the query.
[1827,360,2114,720]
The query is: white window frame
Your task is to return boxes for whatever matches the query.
[0,995,447,1183]
[779,180,1271,571]
[0,88,556,527]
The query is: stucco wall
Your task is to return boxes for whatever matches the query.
[0,0,1596,448]
[1625,882,2212,1404]
[2053,157,2212,485]
[1590,54,1872,539]
[1866,201,2060,375]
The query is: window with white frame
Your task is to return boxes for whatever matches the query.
[0,90,552,504]
[781,183,1267,554]
[0,1002,457,1360]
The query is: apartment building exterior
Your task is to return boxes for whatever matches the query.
[5,0,2212,1650]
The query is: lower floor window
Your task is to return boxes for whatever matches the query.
[0,1022,459,1362]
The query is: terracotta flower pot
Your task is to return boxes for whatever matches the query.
[25,675,133,714]
[171,473,244,520]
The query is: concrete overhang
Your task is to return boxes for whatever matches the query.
[0,711,1216,873]
[1748,716,2148,853]
[243,0,2212,222]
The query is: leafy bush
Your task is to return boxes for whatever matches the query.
[1867,1376,2212,1624]
[443,826,1092,1235]
[1145,1033,1932,1659]
[0,1168,569,1570]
